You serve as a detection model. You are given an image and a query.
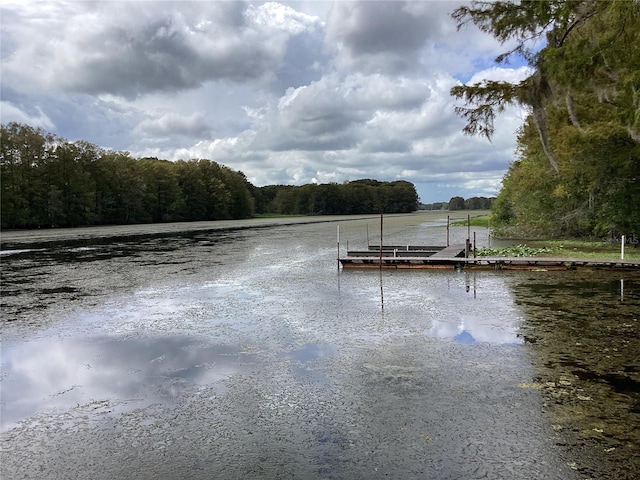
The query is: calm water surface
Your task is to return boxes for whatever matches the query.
[1,213,638,479]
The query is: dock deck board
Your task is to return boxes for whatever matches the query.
[430,244,466,258]
[339,249,640,270]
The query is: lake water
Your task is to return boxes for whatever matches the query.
[1,213,638,479]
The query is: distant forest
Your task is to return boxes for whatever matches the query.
[420,196,494,211]
[0,123,418,229]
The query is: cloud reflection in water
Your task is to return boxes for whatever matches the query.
[0,335,256,430]
[428,313,523,345]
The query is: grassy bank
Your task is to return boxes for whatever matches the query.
[530,239,640,261]
[450,214,491,228]
[448,214,639,260]
[252,213,306,219]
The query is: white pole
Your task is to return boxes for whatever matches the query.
[621,234,625,260]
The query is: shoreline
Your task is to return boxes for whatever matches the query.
[0,211,481,246]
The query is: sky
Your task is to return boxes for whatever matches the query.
[0,0,532,204]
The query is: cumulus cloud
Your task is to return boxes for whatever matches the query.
[467,66,534,85]
[0,101,55,131]
[0,0,530,203]
[133,112,212,141]
[326,0,448,74]
[251,72,431,152]
[2,1,322,98]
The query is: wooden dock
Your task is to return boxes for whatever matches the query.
[339,245,640,270]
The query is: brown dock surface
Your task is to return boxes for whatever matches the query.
[429,244,466,258]
[339,252,640,270]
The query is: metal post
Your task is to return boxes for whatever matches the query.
[379,214,383,269]
[621,234,625,260]
[473,232,476,258]
[446,215,450,247]
[337,225,340,269]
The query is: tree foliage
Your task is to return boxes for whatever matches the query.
[452,0,640,237]
[0,123,255,228]
[1,123,420,229]
[448,196,466,211]
[254,180,419,216]
[443,196,493,211]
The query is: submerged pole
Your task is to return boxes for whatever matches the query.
[379,269,384,310]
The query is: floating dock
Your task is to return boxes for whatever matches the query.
[339,245,640,270]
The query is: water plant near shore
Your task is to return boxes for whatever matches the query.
[476,245,556,257]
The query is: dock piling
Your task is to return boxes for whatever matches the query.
[446,216,450,247]
[473,232,476,258]
[337,225,340,269]
[379,214,383,269]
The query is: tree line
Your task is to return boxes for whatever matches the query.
[420,196,494,211]
[0,123,255,228]
[1,123,418,229]
[446,196,494,211]
[252,179,418,216]
[452,0,640,238]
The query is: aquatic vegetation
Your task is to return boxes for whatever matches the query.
[476,244,556,257]
[511,272,640,480]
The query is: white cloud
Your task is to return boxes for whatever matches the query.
[0,101,55,131]
[0,0,530,203]
[326,0,449,74]
[133,112,212,140]
[467,66,533,85]
[2,1,322,98]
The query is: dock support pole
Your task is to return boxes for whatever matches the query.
[446,216,450,247]
[467,215,471,258]
[473,232,476,258]
[379,214,383,269]
[621,235,625,260]
[337,225,340,269]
